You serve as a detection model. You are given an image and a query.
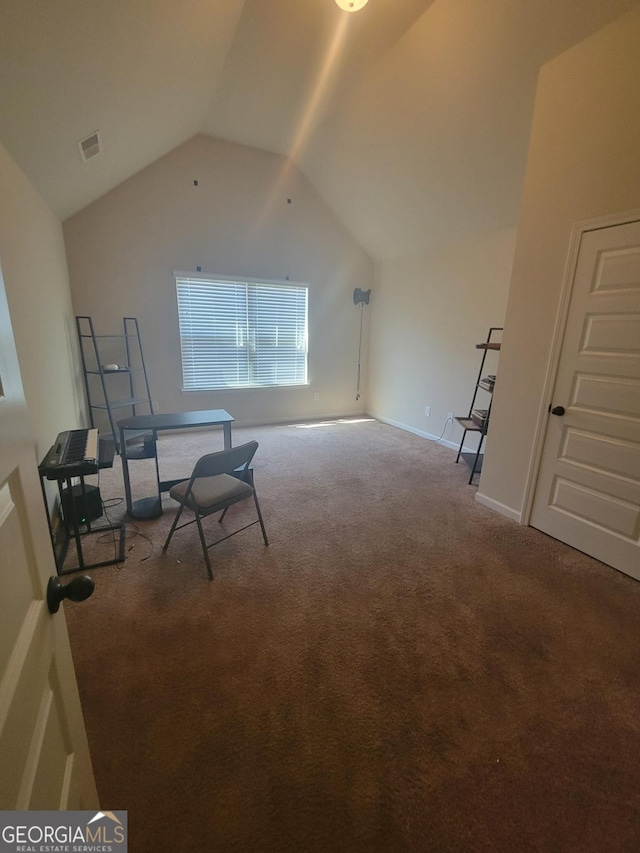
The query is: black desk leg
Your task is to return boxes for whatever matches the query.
[223,422,232,450]
[119,426,134,515]
[119,426,162,519]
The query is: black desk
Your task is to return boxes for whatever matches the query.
[117,409,234,519]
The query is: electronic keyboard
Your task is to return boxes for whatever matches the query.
[40,428,99,480]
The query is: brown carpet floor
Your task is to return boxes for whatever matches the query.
[64,419,640,852]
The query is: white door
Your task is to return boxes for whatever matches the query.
[530,219,640,580]
[0,264,98,809]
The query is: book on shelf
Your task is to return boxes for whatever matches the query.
[480,375,496,389]
[471,408,489,427]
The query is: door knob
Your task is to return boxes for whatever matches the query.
[549,405,566,416]
[47,575,95,614]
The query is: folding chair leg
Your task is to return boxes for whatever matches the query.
[195,512,214,580]
[253,492,269,546]
[162,502,185,551]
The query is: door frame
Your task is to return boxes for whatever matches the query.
[520,206,640,526]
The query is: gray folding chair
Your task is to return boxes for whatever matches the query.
[162,440,268,579]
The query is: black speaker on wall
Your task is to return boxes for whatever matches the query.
[61,484,103,525]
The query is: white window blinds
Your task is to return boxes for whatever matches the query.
[176,276,308,390]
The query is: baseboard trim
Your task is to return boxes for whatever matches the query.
[475,491,522,523]
[372,414,463,451]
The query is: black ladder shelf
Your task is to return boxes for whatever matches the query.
[454,326,502,484]
[76,316,154,452]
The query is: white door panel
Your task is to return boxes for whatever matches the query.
[531,219,640,580]
[0,263,98,810]
[571,374,640,418]
[550,477,639,538]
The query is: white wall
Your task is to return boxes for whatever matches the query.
[0,141,81,461]
[367,228,516,444]
[479,6,640,518]
[64,134,373,428]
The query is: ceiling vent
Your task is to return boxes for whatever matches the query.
[77,131,101,163]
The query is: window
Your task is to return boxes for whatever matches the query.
[175,275,308,391]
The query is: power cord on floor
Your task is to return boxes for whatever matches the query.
[100,495,155,563]
[423,415,454,443]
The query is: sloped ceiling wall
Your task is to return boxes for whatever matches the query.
[1,0,638,259]
[0,0,246,219]
[295,0,640,258]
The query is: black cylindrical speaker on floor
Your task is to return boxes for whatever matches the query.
[61,484,103,525]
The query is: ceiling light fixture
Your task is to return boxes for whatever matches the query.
[335,0,369,11]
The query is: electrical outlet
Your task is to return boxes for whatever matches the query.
[424,405,431,416]
[447,412,454,421]
[313,392,320,401]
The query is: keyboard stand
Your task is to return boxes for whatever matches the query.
[38,438,126,575]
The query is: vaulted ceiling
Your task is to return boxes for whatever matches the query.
[1,0,637,260]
